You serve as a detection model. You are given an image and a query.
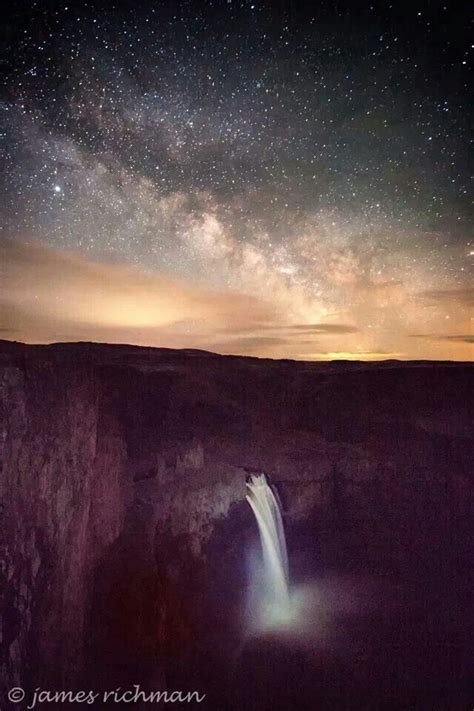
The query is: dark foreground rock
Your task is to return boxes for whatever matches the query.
[0,341,473,709]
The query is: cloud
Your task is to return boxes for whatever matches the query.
[0,239,280,347]
[2,238,472,361]
[1,240,367,358]
[417,288,474,307]
[216,322,359,335]
[409,334,474,345]
[439,335,474,344]
[283,323,360,334]
[210,336,291,354]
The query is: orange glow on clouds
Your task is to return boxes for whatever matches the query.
[1,240,472,361]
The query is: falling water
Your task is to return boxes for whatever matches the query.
[246,473,292,627]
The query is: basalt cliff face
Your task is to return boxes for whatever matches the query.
[1,341,473,709]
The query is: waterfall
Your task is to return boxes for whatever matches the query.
[246,473,292,627]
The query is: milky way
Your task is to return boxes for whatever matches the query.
[1,1,472,359]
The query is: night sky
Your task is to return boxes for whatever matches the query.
[1,0,472,360]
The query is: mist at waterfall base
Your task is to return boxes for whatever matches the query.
[238,474,363,710]
[244,473,327,641]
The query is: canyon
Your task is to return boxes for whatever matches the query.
[1,340,473,709]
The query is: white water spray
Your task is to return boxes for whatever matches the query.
[246,473,293,628]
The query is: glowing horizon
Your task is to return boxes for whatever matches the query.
[2,240,472,361]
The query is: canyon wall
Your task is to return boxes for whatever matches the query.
[0,341,472,707]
